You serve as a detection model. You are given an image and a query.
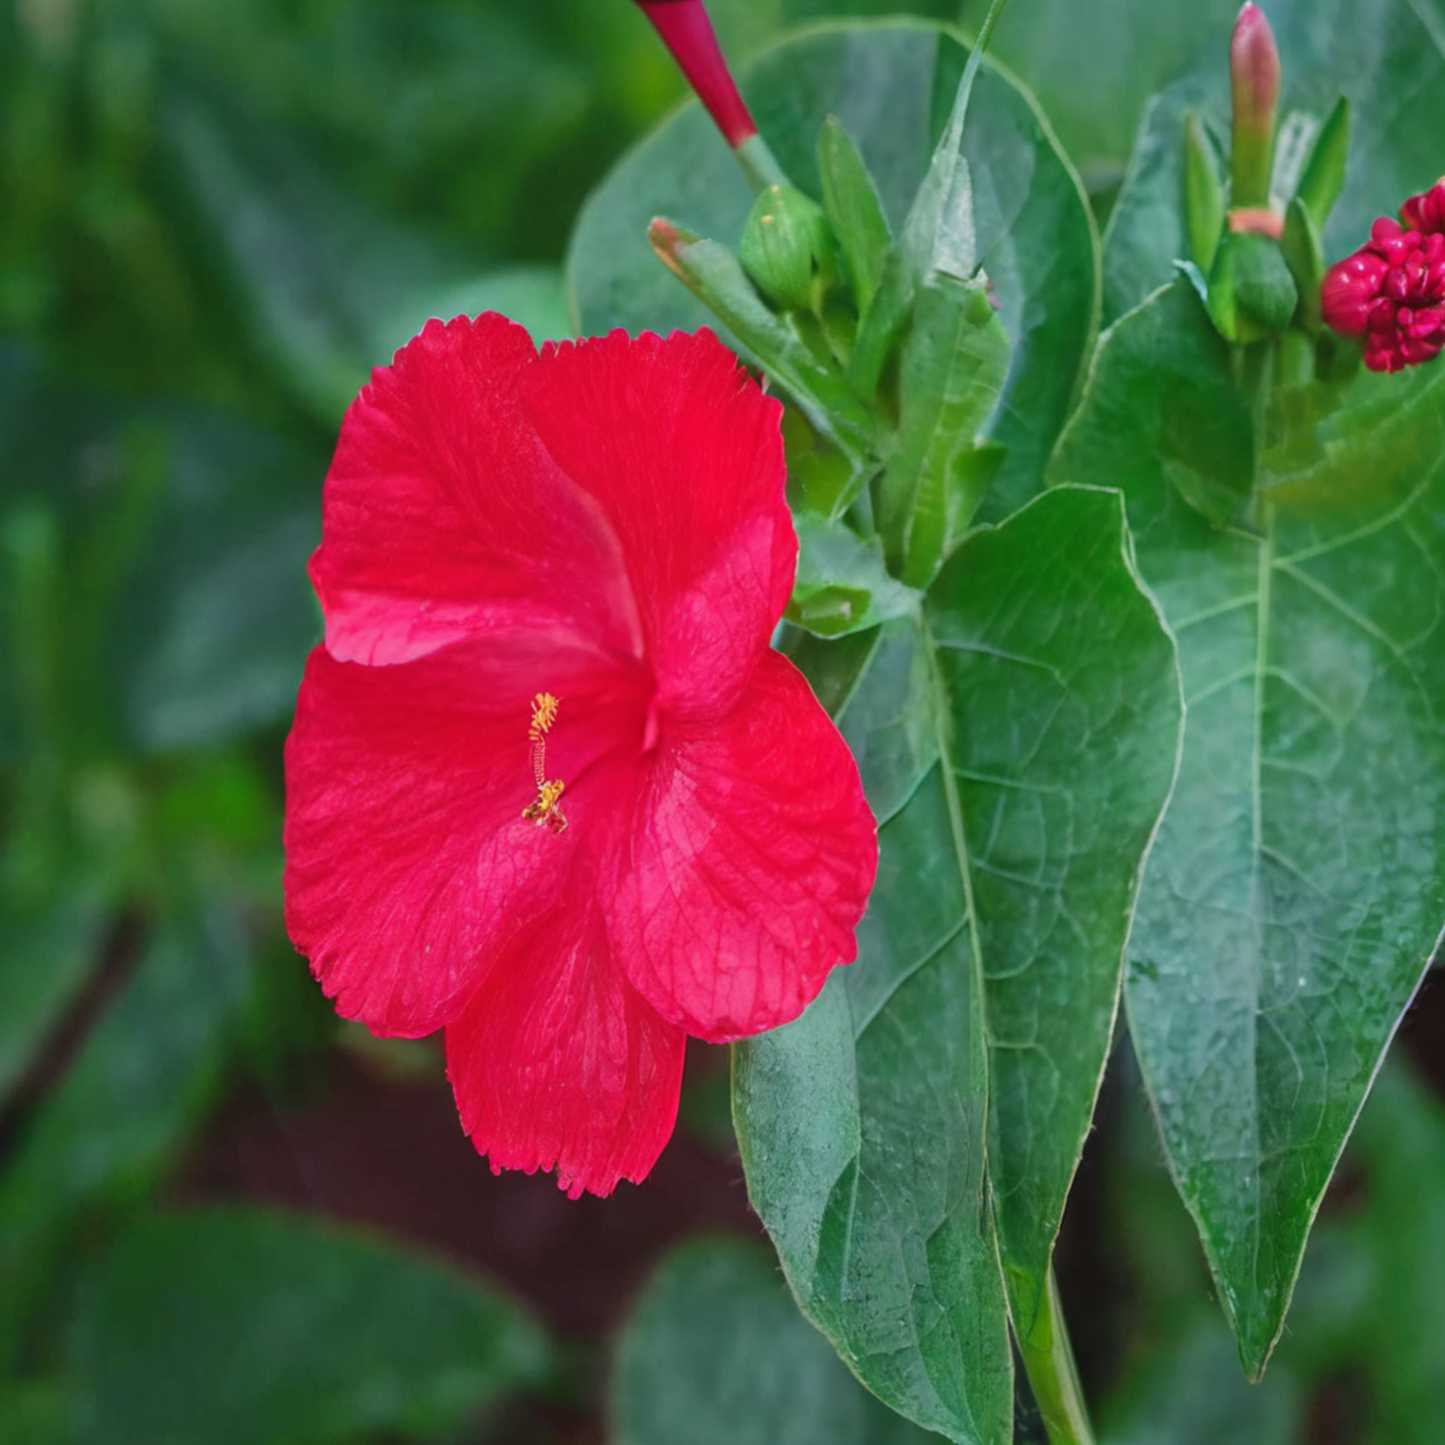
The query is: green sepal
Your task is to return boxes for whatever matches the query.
[781,405,866,519]
[846,7,996,405]
[786,513,920,638]
[648,217,877,465]
[1206,229,1298,342]
[739,184,837,314]
[1293,96,1350,229]
[817,116,893,322]
[1280,196,1324,331]
[876,274,1010,587]
[1184,112,1225,274]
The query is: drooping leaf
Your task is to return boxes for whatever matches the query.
[735,487,1182,1441]
[788,514,920,639]
[567,21,1097,519]
[67,1206,550,1445]
[1101,0,1445,323]
[1050,277,1445,1373]
[612,1236,943,1445]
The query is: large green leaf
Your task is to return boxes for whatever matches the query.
[958,0,1236,194]
[567,21,1097,518]
[734,487,1182,1441]
[1050,278,1445,1372]
[1101,0,1445,323]
[67,1206,549,1445]
[612,1236,943,1444]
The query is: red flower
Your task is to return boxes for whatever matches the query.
[632,0,757,149]
[1321,216,1445,372]
[1399,177,1445,234]
[283,316,877,1198]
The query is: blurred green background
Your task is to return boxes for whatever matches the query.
[3,1,1444,1441]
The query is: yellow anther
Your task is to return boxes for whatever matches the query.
[522,693,567,833]
[529,692,559,739]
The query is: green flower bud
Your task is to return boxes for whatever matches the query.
[739,184,836,313]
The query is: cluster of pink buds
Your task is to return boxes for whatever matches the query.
[1322,180,1445,373]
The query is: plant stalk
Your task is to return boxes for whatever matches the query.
[1017,1266,1096,1445]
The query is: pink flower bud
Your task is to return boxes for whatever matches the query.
[632,0,756,149]
[1400,178,1445,234]
[1230,3,1281,208]
[1322,216,1445,373]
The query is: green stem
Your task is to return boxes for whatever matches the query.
[1017,1267,1096,1445]
[734,133,788,192]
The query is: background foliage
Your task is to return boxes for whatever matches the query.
[3,1,1443,1441]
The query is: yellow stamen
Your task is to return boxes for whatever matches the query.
[522,693,568,833]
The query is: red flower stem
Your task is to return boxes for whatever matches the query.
[633,0,788,192]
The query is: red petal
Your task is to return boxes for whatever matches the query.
[610,649,878,1042]
[445,907,686,1198]
[312,313,641,666]
[284,640,640,1036]
[523,329,795,716]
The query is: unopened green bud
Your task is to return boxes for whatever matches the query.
[739,184,836,313]
[1206,228,1298,342]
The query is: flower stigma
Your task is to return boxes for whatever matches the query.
[522,692,568,833]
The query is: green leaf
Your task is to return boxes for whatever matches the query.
[0,904,251,1364]
[1099,1318,1302,1445]
[1293,96,1350,230]
[158,80,479,419]
[67,1206,550,1445]
[1102,0,1445,323]
[0,879,108,1104]
[876,275,1010,586]
[958,0,1238,196]
[0,348,321,754]
[1279,198,1324,332]
[1182,113,1225,274]
[1050,277,1445,1374]
[788,514,920,639]
[735,487,1182,1441]
[847,0,1006,402]
[421,264,576,345]
[649,219,876,469]
[0,1380,65,1445]
[612,1236,943,1444]
[1323,1059,1445,1445]
[567,21,1097,519]
[110,407,320,752]
[818,116,894,319]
